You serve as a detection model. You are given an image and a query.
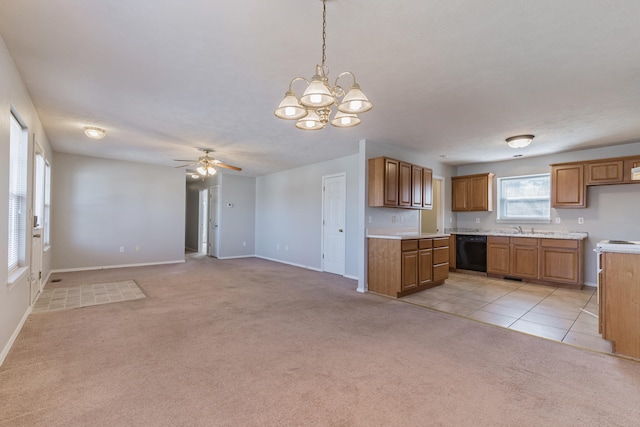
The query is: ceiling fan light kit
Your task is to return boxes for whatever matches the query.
[174,149,242,177]
[506,134,534,148]
[275,0,372,130]
[84,126,106,139]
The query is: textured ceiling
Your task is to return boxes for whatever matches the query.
[1,0,640,176]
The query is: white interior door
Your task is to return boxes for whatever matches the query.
[208,185,219,257]
[322,173,346,275]
[30,146,45,303]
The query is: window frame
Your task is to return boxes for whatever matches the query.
[44,161,51,248]
[496,173,551,223]
[8,111,29,278]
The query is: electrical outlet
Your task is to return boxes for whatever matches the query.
[368,216,372,224]
[391,215,396,224]
[242,241,246,246]
[119,247,124,253]
[475,218,480,223]
[449,217,453,223]
[285,245,288,251]
[400,216,405,224]
[135,246,141,252]
[555,217,561,224]
[578,217,584,224]
[277,244,280,250]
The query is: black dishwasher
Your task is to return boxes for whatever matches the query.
[456,235,487,272]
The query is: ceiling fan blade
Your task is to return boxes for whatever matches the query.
[173,159,198,162]
[174,162,199,168]
[214,162,242,171]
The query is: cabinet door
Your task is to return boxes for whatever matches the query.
[487,242,510,275]
[539,246,580,285]
[623,157,640,183]
[586,160,624,185]
[384,158,400,206]
[468,175,490,211]
[418,249,433,287]
[411,166,423,208]
[551,164,585,208]
[451,177,468,211]
[510,244,538,279]
[401,250,419,291]
[398,162,412,207]
[422,168,433,209]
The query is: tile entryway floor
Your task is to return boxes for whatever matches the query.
[32,280,145,313]
[402,272,611,354]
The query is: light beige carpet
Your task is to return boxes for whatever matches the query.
[1,255,639,426]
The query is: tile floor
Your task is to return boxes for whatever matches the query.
[402,272,612,354]
[32,280,146,313]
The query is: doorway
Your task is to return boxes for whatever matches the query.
[208,185,219,257]
[30,143,45,304]
[421,176,444,233]
[322,173,346,275]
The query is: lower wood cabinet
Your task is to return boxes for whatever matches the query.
[368,236,449,298]
[487,236,584,289]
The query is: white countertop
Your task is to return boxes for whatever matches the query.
[596,240,640,254]
[445,228,588,240]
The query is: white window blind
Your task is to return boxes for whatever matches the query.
[8,113,28,272]
[497,174,550,222]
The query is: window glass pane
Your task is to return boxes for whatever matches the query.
[497,174,550,221]
[8,113,28,272]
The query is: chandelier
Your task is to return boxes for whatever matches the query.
[274,0,372,130]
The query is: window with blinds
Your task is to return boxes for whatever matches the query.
[8,113,28,273]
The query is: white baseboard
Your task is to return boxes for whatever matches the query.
[584,281,597,288]
[344,274,359,281]
[0,305,32,367]
[216,254,256,260]
[51,259,185,274]
[255,255,322,272]
[42,270,52,289]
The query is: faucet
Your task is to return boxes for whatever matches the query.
[512,226,523,234]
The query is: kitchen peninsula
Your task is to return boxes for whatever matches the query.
[597,240,640,360]
[367,229,450,298]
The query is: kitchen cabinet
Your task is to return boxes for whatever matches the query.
[599,251,640,359]
[368,156,434,209]
[399,162,412,207]
[551,155,640,208]
[448,234,456,270]
[487,236,584,289]
[551,164,585,208]
[539,239,582,286]
[368,236,449,298]
[586,160,624,185]
[487,236,537,278]
[451,173,494,211]
[368,157,399,207]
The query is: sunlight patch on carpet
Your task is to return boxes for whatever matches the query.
[32,280,145,313]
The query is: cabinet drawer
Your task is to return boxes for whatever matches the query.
[540,239,578,249]
[433,247,449,264]
[434,263,449,281]
[419,239,433,249]
[511,237,538,246]
[433,237,449,248]
[402,240,418,251]
[488,236,510,245]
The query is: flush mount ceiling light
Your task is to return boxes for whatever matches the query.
[506,134,534,148]
[84,126,106,139]
[274,0,372,130]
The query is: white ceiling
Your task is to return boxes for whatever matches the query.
[1,0,640,176]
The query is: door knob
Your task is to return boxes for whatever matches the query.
[338,229,343,232]
[33,234,41,238]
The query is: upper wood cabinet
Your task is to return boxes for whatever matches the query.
[586,160,624,185]
[551,164,585,208]
[551,155,640,208]
[368,156,434,209]
[451,173,494,212]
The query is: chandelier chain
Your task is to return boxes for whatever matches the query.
[321,0,327,67]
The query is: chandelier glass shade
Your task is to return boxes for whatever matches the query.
[274,0,372,130]
[196,161,217,177]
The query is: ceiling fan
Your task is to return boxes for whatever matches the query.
[174,149,242,176]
